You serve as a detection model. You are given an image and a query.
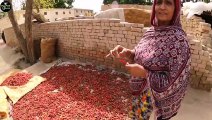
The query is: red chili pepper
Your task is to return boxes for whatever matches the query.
[119,59,127,65]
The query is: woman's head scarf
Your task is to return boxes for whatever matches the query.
[150,0,182,27]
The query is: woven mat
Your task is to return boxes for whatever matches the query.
[0,73,46,120]
[3,76,46,104]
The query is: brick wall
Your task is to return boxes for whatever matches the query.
[181,15,212,49]
[12,19,144,71]
[4,15,212,91]
[181,15,212,91]
[101,4,152,11]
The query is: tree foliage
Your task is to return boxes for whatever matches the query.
[53,0,75,8]
[65,0,75,8]
[21,0,75,10]
[103,0,114,4]
[37,0,55,8]
[54,0,66,8]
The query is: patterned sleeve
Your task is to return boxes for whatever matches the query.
[148,35,190,93]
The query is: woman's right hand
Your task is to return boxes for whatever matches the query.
[106,45,134,62]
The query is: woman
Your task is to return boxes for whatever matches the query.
[107,0,191,119]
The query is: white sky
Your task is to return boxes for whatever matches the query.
[0,0,104,12]
[73,0,104,12]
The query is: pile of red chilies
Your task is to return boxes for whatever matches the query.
[12,64,133,120]
[1,72,33,86]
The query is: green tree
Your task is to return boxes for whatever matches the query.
[138,0,146,5]
[103,0,114,4]
[204,0,210,3]
[22,0,74,11]
[54,0,66,8]
[103,0,108,4]
[21,0,55,11]
[132,0,139,4]
[119,0,125,4]
[39,0,55,8]
[146,0,152,5]
[54,0,75,8]
[66,0,75,8]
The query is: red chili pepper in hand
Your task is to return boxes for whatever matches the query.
[119,59,127,65]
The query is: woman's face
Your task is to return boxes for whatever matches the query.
[155,0,175,26]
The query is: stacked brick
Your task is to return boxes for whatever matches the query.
[181,15,212,91]
[101,4,152,11]
[32,19,144,71]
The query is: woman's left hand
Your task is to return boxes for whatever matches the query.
[125,63,148,78]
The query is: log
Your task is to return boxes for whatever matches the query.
[32,11,48,23]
